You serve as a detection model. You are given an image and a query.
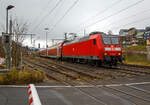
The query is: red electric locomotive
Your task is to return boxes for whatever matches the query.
[38,31,123,66]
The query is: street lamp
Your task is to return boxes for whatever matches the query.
[44,28,49,56]
[5,5,14,70]
[6,5,14,33]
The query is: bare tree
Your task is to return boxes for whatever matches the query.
[11,19,28,67]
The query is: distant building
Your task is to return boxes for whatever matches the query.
[136,29,145,38]
[119,27,150,46]
[119,29,128,36]
[145,27,150,46]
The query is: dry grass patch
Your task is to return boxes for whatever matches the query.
[123,52,150,66]
[0,68,46,85]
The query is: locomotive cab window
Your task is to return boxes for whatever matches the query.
[102,36,119,45]
[102,37,111,44]
[111,37,119,45]
[93,39,96,45]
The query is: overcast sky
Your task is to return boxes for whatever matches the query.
[0,0,150,47]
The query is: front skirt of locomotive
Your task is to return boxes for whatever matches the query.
[103,56,123,64]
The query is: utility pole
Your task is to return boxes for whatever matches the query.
[44,28,49,56]
[33,40,36,50]
[38,43,40,48]
[52,39,54,45]
[9,19,12,68]
[31,34,33,44]
[84,29,86,36]
[64,33,67,40]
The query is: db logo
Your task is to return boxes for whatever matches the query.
[111,45,115,51]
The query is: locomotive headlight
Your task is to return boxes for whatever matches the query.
[118,53,121,55]
[115,48,121,51]
[104,53,108,56]
[105,48,111,51]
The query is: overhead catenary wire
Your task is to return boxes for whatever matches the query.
[111,16,150,30]
[77,0,145,32]
[75,0,123,29]
[31,0,63,32]
[48,0,80,33]
[97,8,150,31]
[46,0,66,29]
[28,0,54,27]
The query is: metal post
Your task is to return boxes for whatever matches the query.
[44,28,49,56]
[38,43,40,48]
[21,52,22,67]
[64,33,67,40]
[6,9,8,33]
[46,31,48,56]
[5,8,10,69]
[3,5,14,70]
[84,29,86,36]
[31,34,33,44]
[34,40,36,52]
[5,9,9,69]
[8,19,12,69]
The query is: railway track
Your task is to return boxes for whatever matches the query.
[31,56,150,81]
[51,59,149,77]
[39,60,103,80]
[23,58,108,105]
[23,60,70,82]
[24,58,106,86]
[24,60,79,83]
[28,57,104,80]
[122,63,150,70]
[24,59,133,105]
[61,59,150,77]
[24,57,150,105]
[120,64,150,75]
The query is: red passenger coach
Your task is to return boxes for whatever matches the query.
[38,43,62,58]
[47,43,62,58]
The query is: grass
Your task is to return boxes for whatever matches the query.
[0,68,46,85]
[122,46,147,51]
[122,45,150,66]
[123,52,150,66]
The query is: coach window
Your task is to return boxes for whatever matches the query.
[93,39,96,45]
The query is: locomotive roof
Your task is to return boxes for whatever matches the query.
[89,31,106,36]
[64,32,119,45]
[89,31,118,37]
[64,35,90,45]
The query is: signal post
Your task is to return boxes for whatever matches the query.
[2,32,11,69]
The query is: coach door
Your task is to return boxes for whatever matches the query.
[57,47,59,57]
